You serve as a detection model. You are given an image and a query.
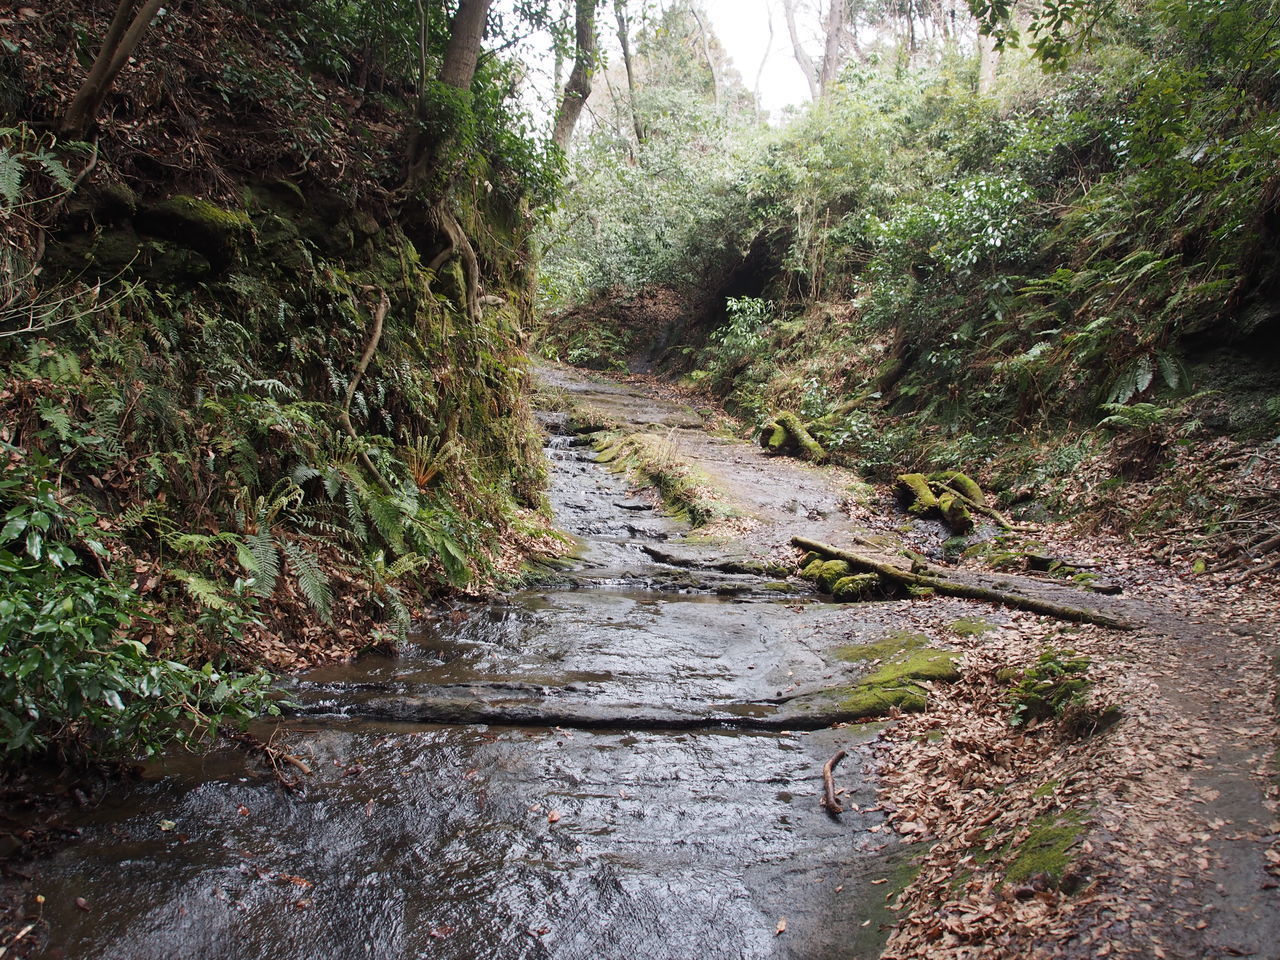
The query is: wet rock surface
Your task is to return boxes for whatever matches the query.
[21,370,912,960]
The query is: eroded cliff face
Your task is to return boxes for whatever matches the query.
[2,1,550,674]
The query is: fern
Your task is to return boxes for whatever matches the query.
[173,569,232,611]
[367,493,409,554]
[34,151,74,191]
[281,540,333,621]
[0,149,24,207]
[290,464,322,486]
[242,530,281,596]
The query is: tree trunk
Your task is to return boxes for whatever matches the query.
[613,0,646,145]
[552,0,597,150]
[689,8,721,109]
[60,0,164,138]
[977,32,1000,93]
[782,0,820,102]
[818,0,845,98]
[753,0,774,122]
[439,0,492,90]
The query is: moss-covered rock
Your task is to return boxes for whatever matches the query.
[938,492,974,533]
[91,182,139,221]
[139,195,252,267]
[831,573,880,602]
[813,559,852,592]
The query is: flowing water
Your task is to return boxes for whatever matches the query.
[24,412,904,960]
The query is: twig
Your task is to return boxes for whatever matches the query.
[0,922,38,958]
[223,728,312,790]
[820,749,848,815]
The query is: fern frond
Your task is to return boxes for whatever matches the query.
[173,569,232,611]
[244,530,281,596]
[367,493,408,554]
[35,151,74,191]
[290,464,322,486]
[281,540,333,621]
[0,149,24,207]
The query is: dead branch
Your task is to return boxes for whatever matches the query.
[820,748,847,815]
[223,728,312,790]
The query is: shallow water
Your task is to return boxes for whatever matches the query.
[26,411,903,960]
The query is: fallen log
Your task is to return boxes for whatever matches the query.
[761,411,827,463]
[791,536,1133,630]
[820,748,848,815]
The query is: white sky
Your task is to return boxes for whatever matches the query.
[507,0,814,128]
[700,0,813,117]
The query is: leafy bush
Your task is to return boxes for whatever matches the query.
[0,446,276,758]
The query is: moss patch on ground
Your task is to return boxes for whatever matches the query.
[835,630,929,663]
[1004,810,1086,887]
[950,616,995,636]
[836,650,961,715]
[593,431,728,527]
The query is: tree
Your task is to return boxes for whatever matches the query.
[440,0,495,89]
[552,0,599,150]
[613,0,647,145]
[781,0,851,100]
[60,0,165,138]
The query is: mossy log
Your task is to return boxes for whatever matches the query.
[897,473,939,514]
[760,411,827,463]
[791,536,1133,630]
[937,492,974,534]
[929,470,986,505]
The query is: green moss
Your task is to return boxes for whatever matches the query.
[813,559,852,592]
[141,195,252,266]
[1031,779,1060,799]
[929,470,986,505]
[938,492,974,533]
[800,558,825,580]
[1004,811,1085,886]
[836,630,929,662]
[898,472,938,513]
[774,411,827,463]
[761,421,788,452]
[836,649,961,717]
[950,617,994,636]
[831,573,879,601]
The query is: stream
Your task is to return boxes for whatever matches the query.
[24,400,905,960]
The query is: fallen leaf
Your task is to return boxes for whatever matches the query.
[775,918,787,936]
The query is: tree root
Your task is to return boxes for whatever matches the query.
[820,748,848,815]
[792,536,1133,630]
[339,288,394,493]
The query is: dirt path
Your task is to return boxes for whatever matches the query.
[542,362,1280,960]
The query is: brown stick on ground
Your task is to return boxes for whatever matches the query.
[224,729,312,789]
[820,749,848,814]
[791,536,1133,630]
